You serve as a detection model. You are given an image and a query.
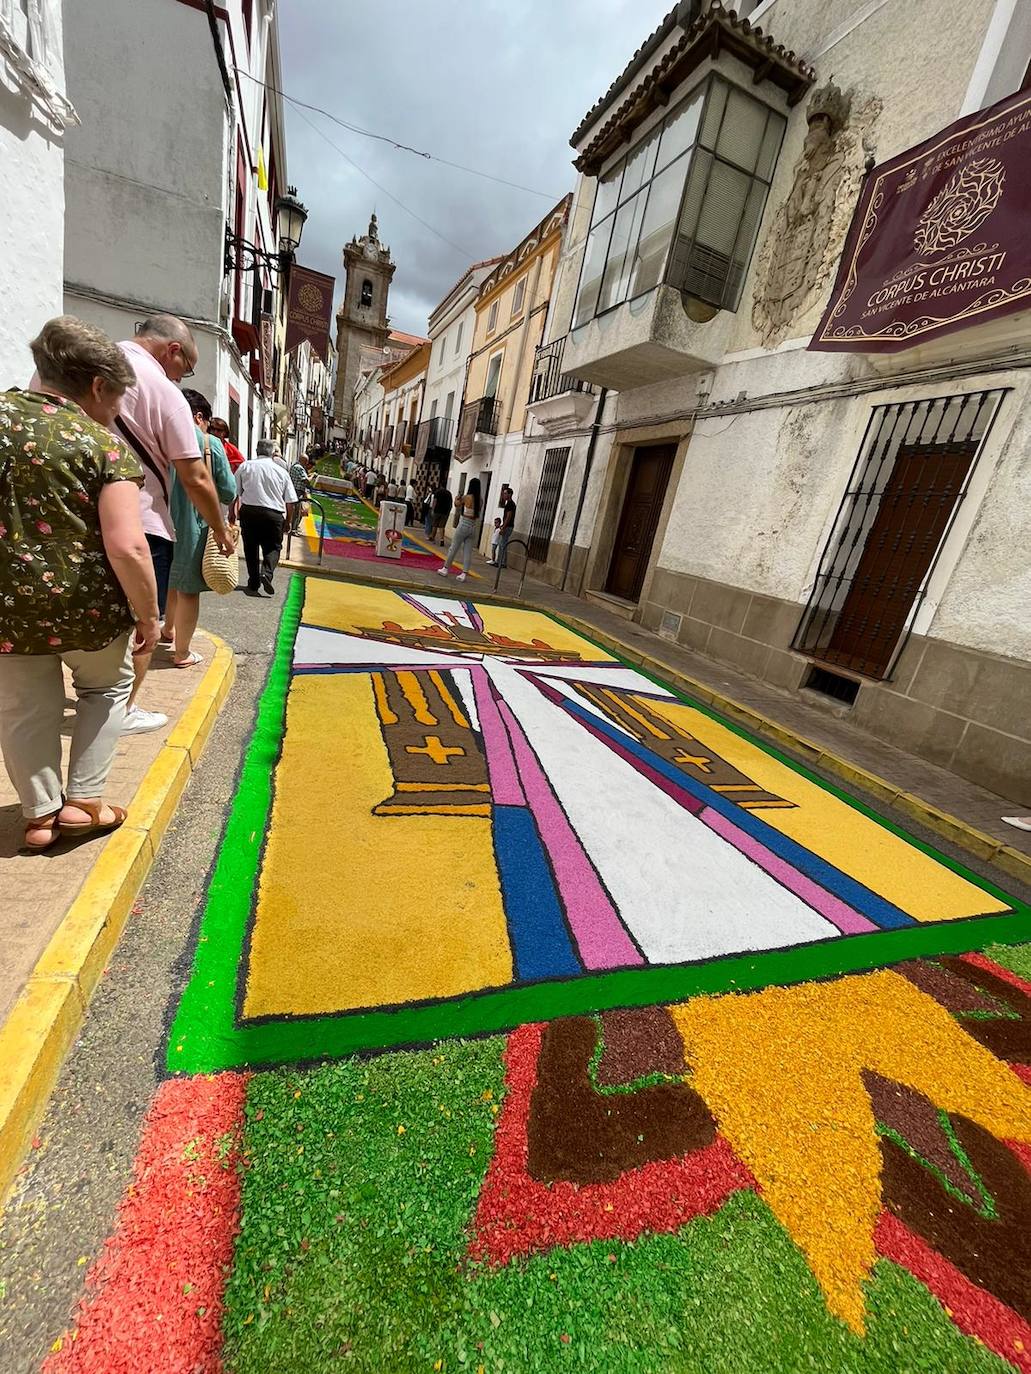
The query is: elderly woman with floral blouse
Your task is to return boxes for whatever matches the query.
[0,316,160,850]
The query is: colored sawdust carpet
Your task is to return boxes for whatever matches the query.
[168,573,1029,1072]
[48,573,1031,1369]
[303,485,448,570]
[53,958,1031,1371]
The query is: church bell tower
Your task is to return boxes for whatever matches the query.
[333,214,396,436]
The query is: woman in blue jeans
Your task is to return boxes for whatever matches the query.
[437,477,481,582]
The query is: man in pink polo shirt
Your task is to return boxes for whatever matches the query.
[115,315,232,733]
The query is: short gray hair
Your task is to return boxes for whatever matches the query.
[256,439,276,457]
[31,316,136,397]
[136,314,195,349]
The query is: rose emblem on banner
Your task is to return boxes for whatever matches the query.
[298,282,323,312]
[913,157,1005,254]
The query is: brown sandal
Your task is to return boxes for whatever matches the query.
[23,811,62,852]
[58,800,128,838]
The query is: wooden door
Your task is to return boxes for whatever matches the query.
[605,445,675,602]
[825,442,975,677]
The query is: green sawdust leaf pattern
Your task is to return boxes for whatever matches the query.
[983,941,1031,983]
[875,1110,998,1220]
[221,1040,1013,1374]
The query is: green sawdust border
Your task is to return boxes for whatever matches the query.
[165,574,1031,1074]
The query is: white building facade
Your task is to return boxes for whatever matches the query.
[0,0,75,385]
[526,0,1031,804]
[61,0,292,458]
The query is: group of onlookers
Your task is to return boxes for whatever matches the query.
[0,311,310,854]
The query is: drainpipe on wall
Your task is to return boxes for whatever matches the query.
[204,0,234,109]
[560,386,608,595]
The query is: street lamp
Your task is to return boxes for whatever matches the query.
[276,186,308,257]
[224,184,308,276]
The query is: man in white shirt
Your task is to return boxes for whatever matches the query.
[237,440,297,596]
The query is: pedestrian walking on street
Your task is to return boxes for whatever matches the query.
[405,479,416,525]
[497,484,517,568]
[0,316,161,851]
[162,389,237,669]
[375,477,387,508]
[364,468,377,500]
[236,439,297,596]
[113,315,232,734]
[289,453,310,533]
[432,483,453,544]
[422,488,434,539]
[437,477,481,582]
[208,416,245,473]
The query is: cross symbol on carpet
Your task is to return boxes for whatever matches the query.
[405,735,466,765]
[673,750,713,773]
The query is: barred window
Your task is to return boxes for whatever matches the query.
[573,74,784,326]
[527,447,570,563]
[792,391,1006,680]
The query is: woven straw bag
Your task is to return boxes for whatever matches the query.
[199,435,240,594]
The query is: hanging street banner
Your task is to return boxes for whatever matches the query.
[286,265,335,360]
[810,88,1031,353]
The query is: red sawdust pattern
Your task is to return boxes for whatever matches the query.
[469,1023,752,1267]
[875,1210,1031,1374]
[961,953,1031,997]
[878,1104,1031,1320]
[43,1073,247,1374]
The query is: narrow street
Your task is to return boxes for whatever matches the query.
[1,566,1028,1372]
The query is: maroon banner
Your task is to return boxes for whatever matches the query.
[259,313,274,394]
[811,89,1031,353]
[285,266,335,360]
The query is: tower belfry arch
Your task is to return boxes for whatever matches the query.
[333,213,396,435]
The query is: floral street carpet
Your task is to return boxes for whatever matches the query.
[43,573,1031,1374]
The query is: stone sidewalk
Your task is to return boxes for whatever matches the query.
[282,537,1031,882]
[0,634,219,1027]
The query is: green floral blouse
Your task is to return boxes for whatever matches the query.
[0,389,144,655]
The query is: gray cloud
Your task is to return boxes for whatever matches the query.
[279,0,655,335]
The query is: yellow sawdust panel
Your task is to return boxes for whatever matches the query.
[476,604,613,662]
[671,971,1031,1332]
[645,696,1008,921]
[301,578,431,638]
[242,673,513,1018]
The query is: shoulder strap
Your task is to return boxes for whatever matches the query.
[201,433,212,475]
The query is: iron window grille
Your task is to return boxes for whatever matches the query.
[792,389,1007,681]
[527,447,571,563]
[572,72,785,328]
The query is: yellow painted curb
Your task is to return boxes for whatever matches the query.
[0,632,235,1209]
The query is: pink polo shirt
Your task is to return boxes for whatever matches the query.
[114,341,200,541]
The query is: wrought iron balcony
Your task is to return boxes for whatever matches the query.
[528,337,596,404]
[414,415,455,462]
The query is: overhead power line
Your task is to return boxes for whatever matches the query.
[234,67,562,201]
[290,102,477,261]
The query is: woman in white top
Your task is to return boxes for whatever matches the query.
[437,477,481,583]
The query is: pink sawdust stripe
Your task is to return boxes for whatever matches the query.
[495,695,643,969]
[322,537,438,568]
[44,1073,248,1374]
[703,808,878,936]
[471,667,526,807]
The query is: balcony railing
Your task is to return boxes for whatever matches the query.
[528,337,596,405]
[455,396,501,460]
[414,415,455,462]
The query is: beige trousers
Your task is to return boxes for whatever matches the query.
[0,632,133,818]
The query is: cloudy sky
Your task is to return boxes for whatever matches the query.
[278,0,657,336]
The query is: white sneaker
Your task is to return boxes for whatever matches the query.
[455,572,467,582]
[437,567,449,577]
[1002,816,1031,831]
[121,706,169,735]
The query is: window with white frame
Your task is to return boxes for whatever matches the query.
[454,321,463,355]
[1,0,76,127]
[486,299,499,334]
[510,277,526,319]
[573,74,785,327]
